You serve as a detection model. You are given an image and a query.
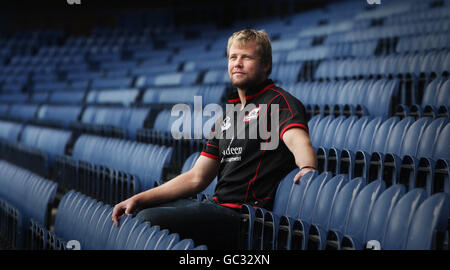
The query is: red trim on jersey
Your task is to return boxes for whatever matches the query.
[227,83,275,103]
[206,142,219,148]
[200,152,219,160]
[280,123,309,140]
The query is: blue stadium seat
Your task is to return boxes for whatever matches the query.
[0,120,23,142]
[325,180,386,250]
[307,177,366,250]
[381,188,426,250]
[51,190,204,250]
[0,160,58,231]
[405,192,450,250]
[72,135,172,192]
[37,105,82,127]
[368,117,415,182]
[341,184,406,250]
[276,172,332,250]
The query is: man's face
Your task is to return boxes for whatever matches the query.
[228,40,269,90]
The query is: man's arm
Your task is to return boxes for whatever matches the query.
[282,127,317,183]
[112,155,219,226]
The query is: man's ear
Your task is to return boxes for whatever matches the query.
[263,62,271,76]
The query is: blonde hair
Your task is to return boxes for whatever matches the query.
[227,29,272,76]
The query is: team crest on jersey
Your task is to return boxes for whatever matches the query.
[244,107,261,122]
[221,116,231,131]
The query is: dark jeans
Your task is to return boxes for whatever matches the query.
[136,198,241,250]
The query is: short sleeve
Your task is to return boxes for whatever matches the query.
[201,122,220,160]
[277,95,309,141]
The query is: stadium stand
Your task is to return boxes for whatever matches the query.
[0,0,449,250]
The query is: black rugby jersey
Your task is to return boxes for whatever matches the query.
[201,79,309,210]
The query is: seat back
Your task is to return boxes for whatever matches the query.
[370,117,400,154]
[382,188,426,249]
[405,193,450,250]
[364,184,406,244]
[399,117,433,158]
[328,177,367,232]
[297,172,333,223]
[311,174,349,228]
[417,117,448,159]
[343,180,386,241]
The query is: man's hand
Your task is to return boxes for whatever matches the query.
[112,196,139,227]
[293,167,316,184]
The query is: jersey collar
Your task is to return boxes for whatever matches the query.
[227,79,275,104]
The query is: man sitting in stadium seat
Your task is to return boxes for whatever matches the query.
[112,29,317,250]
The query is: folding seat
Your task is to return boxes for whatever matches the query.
[344,117,391,179]
[8,104,39,121]
[307,177,366,250]
[202,69,228,84]
[73,197,98,249]
[433,79,450,118]
[325,180,386,250]
[405,77,447,119]
[83,201,105,250]
[402,119,449,195]
[309,115,334,150]
[87,89,139,107]
[316,116,346,172]
[53,190,77,238]
[381,188,426,249]
[405,192,450,250]
[93,206,115,250]
[329,82,347,116]
[366,79,400,117]
[307,115,322,139]
[106,213,132,250]
[143,229,170,250]
[341,184,406,250]
[124,221,153,250]
[171,238,195,250]
[37,105,82,127]
[433,159,449,195]
[249,170,318,250]
[274,172,332,250]
[91,77,133,90]
[384,117,433,188]
[331,116,372,177]
[369,117,415,183]
[322,116,358,174]
[0,120,23,142]
[114,215,143,249]
[239,169,306,250]
[155,232,180,250]
[49,91,85,104]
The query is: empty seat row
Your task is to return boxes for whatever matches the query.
[309,115,449,194]
[0,120,23,142]
[315,51,449,81]
[72,134,173,191]
[289,78,399,117]
[240,170,449,250]
[0,160,58,248]
[37,104,83,127]
[396,77,450,119]
[53,155,138,205]
[39,190,207,250]
[19,125,73,166]
[142,84,227,106]
[80,106,151,139]
[396,33,450,53]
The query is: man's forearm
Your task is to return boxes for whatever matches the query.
[132,171,202,208]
